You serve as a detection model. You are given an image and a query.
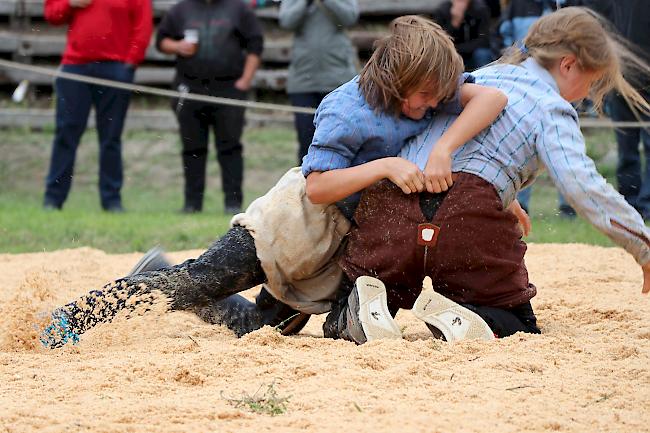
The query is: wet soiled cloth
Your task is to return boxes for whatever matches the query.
[232,168,351,314]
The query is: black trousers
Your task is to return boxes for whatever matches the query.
[56,226,307,339]
[174,86,246,210]
[288,92,328,164]
[464,302,540,338]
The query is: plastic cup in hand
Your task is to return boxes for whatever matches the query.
[12,80,29,103]
[183,29,199,44]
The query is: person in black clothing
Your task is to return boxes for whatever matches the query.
[602,0,650,220]
[157,0,263,214]
[431,0,493,71]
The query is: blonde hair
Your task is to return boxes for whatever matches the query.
[359,15,464,117]
[499,7,650,115]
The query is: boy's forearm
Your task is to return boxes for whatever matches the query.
[433,87,507,156]
[305,161,385,204]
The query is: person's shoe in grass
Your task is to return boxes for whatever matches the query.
[104,203,125,213]
[40,310,79,349]
[344,276,402,344]
[43,200,62,211]
[128,246,172,276]
[558,204,577,219]
[180,205,202,214]
[412,289,494,342]
[224,205,242,215]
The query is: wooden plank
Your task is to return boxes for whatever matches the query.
[0,108,293,130]
[0,29,385,62]
[0,31,292,63]
[0,0,446,18]
[0,65,288,89]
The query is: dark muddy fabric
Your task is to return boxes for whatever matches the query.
[463,302,541,337]
[322,274,357,341]
[194,289,310,337]
[57,226,266,337]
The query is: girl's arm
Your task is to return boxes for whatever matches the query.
[539,104,650,293]
[423,83,507,193]
[507,199,531,237]
[306,157,425,204]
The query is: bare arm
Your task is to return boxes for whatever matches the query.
[235,54,261,91]
[423,83,507,192]
[306,157,424,204]
[159,37,197,57]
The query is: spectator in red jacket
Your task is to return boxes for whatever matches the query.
[43,0,153,212]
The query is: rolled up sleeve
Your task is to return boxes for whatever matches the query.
[301,98,364,176]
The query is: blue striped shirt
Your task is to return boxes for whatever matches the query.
[302,76,470,176]
[302,75,470,217]
[400,58,650,265]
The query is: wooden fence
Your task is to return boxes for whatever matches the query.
[0,0,445,90]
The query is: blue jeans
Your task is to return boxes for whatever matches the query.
[289,92,328,165]
[465,47,494,71]
[44,62,134,209]
[608,91,650,217]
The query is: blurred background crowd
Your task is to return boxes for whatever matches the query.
[1,0,648,221]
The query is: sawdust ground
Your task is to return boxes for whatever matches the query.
[0,244,648,433]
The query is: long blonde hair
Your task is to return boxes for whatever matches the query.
[359,15,464,117]
[499,6,650,115]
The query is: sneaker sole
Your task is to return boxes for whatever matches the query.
[355,276,402,341]
[412,289,494,342]
[128,246,169,276]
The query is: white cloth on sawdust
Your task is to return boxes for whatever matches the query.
[231,167,350,314]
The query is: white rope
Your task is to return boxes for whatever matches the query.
[0,58,317,115]
[2,58,650,128]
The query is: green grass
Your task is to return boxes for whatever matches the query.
[0,126,297,253]
[223,381,290,416]
[0,126,621,253]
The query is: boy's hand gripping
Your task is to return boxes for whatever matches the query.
[383,157,425,194]
[423,147,454,193]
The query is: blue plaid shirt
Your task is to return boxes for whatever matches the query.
[400,58,650,265]
[302,74,471,217]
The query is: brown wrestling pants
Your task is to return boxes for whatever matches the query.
[340,173,537,312]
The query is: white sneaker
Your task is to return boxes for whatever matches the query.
[349,276,402,343]
[412,289,495,342]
